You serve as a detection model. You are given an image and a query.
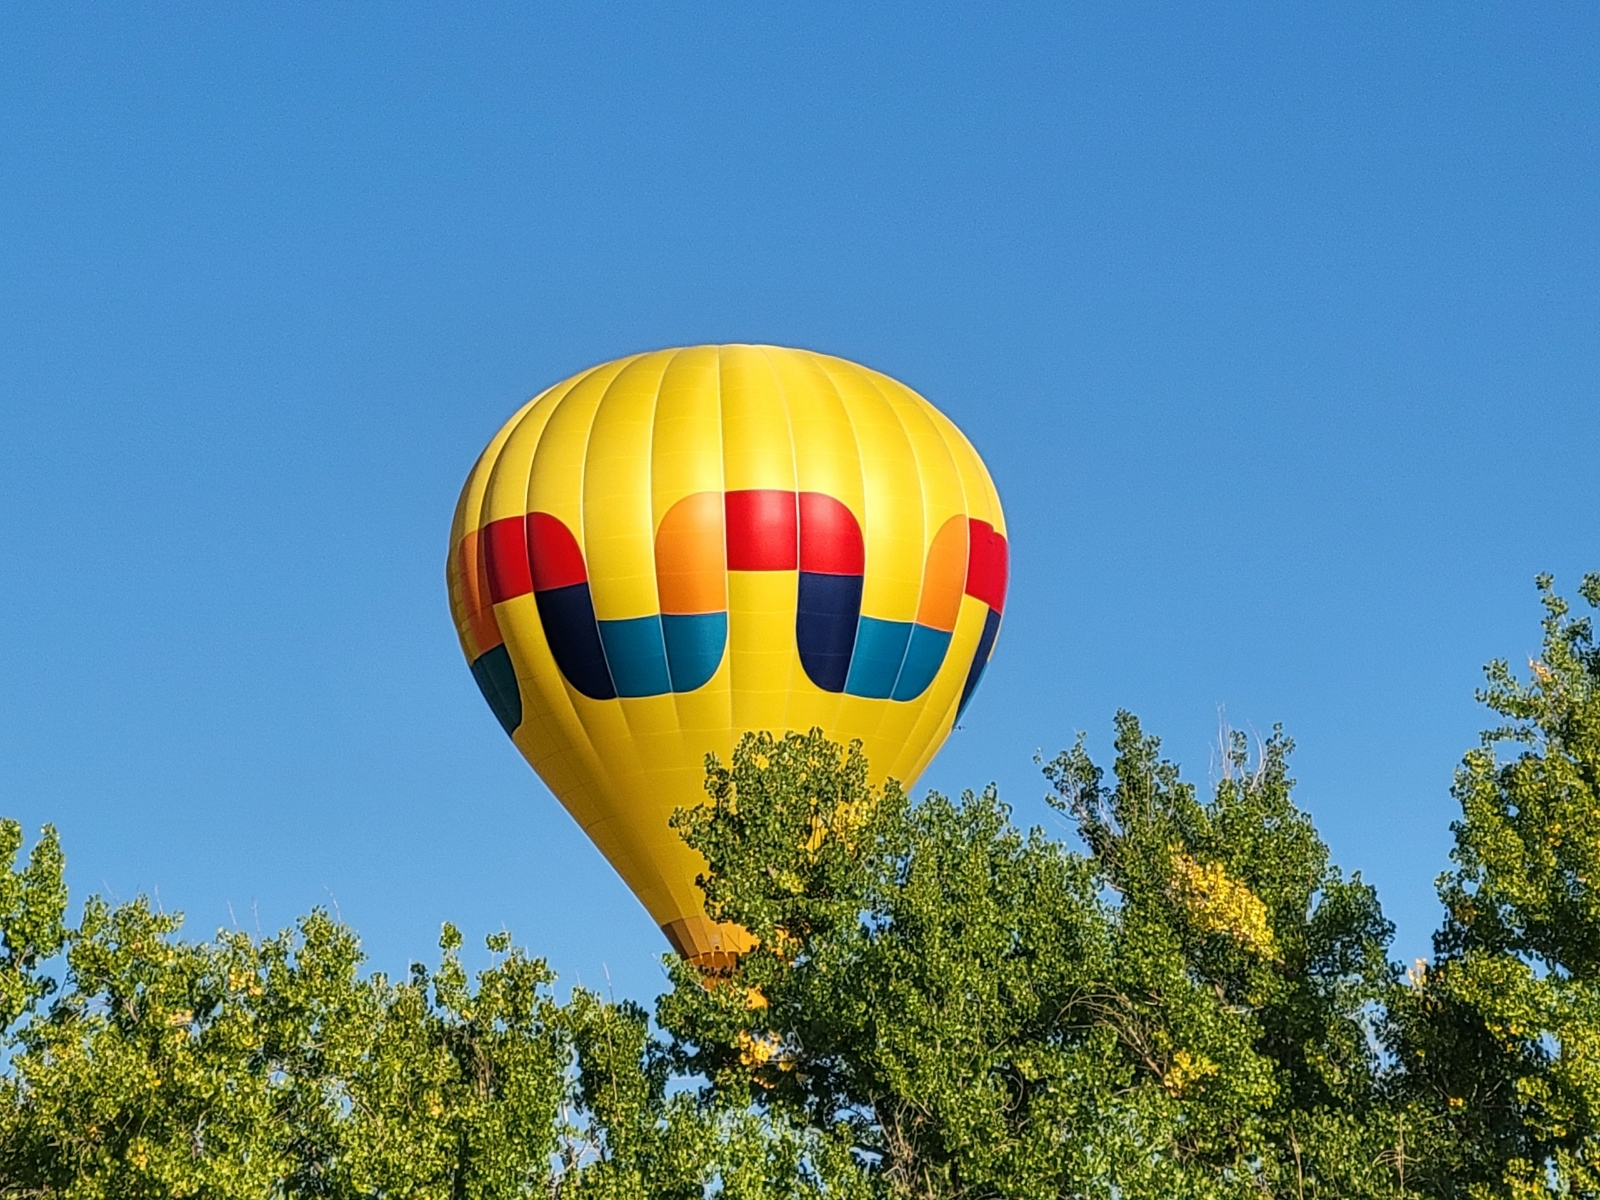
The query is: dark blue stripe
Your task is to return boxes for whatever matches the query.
[598,615,673,698]
[535,583,616,700]
[469,643,523,735]
[796,571,862,693]
[956,607,1002,721]
[662,612,727,692]
[845,616,912,699]
[891,624,952,702]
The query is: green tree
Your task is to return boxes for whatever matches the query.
[0,821,858,1198]
[0,818,67,1036]
[12,572,1600,1198]
[0,896,572,1196]
[661,720,1403,1198]
[1047,716,1402,1197]
[1393,574,1600,1198]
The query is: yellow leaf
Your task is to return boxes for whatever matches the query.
[1169,852,1277,958]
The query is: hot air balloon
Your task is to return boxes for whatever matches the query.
[446,346,1007,968]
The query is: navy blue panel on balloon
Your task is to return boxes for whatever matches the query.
[469,643,523,735]
[796,571,862,692]
[891,624,953,701]
[844,616,912,699]
[957,607,1002,720]
[662,612,727,692]
[598,615,673,698]
[535,582,617,700]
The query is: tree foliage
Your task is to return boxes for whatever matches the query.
[0,836,848,1199]
[664,717,1399,1198]
[4,573,1600,1197]
[1392,573,1600,1198]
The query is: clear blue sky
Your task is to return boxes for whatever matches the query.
[3,4,1596,1002]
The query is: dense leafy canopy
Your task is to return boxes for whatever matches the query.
[3,574,1600,1197]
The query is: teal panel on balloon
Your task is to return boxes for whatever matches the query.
[661,612,727,692]
[891,624,952,701]
[844,616,912,699]
[469,643,523,734]
[597,615,671,698]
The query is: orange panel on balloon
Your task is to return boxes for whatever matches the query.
[654,492,727,616]
[454,528,503,658]
[914,515,968,633]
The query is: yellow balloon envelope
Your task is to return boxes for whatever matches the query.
[446,346,1007,967]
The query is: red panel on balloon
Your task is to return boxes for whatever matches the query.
[798,491,865,576]
[527,512,588,591]
[484,515,533,603]
[964,519,1009,613]
[725,490,798,571]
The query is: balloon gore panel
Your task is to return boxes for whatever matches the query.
[892,624,954,701]
[483,516,533,603]
[798,492,865,574]
[469,643,523,734]
[527,513,589,590]
[965,520,1009,612]
[958,606,1003,720]
[843,616,913,699]
[476,499,1009,706]
[952,519,1008,719]
[796,571,863,691]
[662,612,728,691]
[536,584,615,700]
[915,516,968,633]
[655,493,726,616]
[453,529,503,660]
[597,615,672,698]
[725,490,798,570]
